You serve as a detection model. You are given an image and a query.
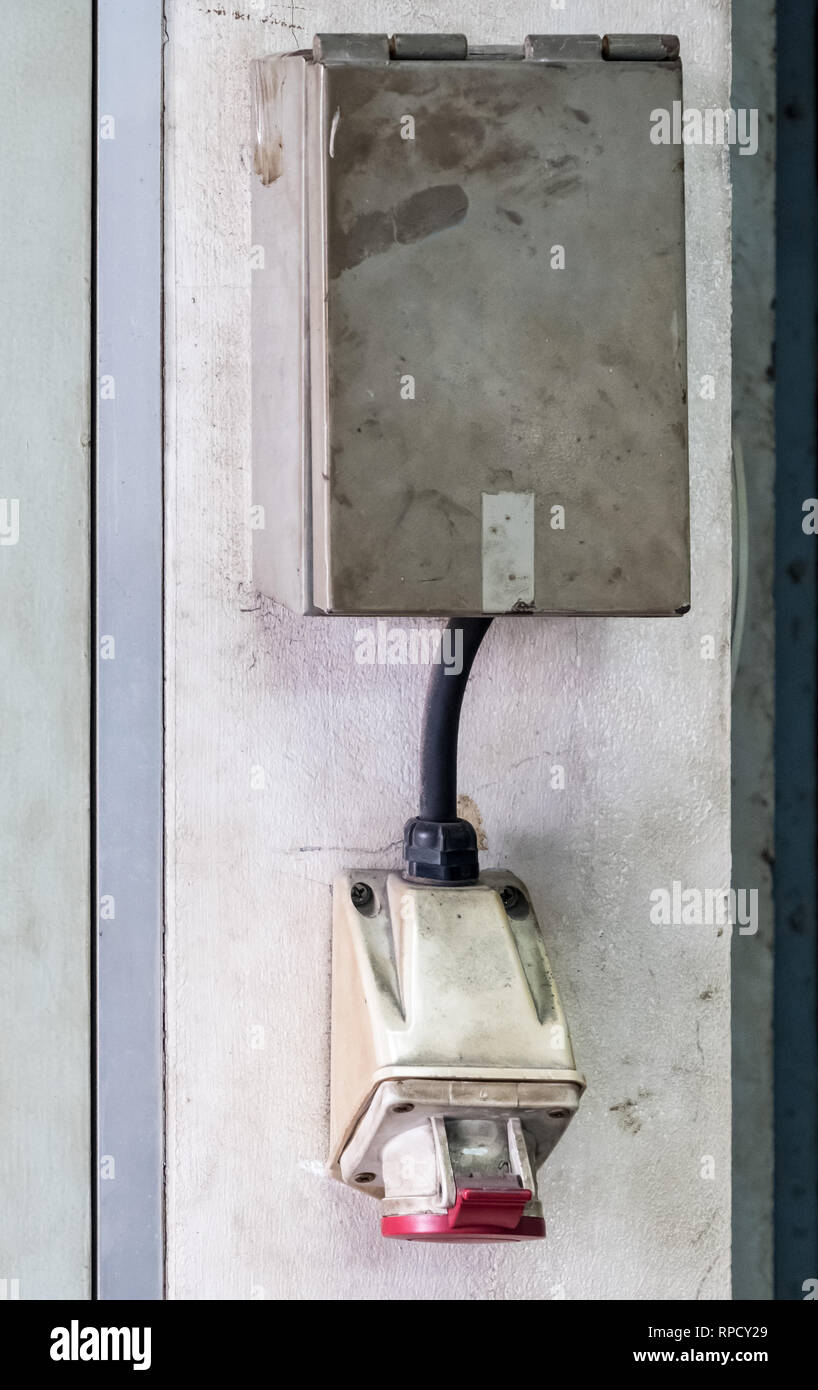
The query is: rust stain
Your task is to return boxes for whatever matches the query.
[457,794,488,850]
[252,61,283,185]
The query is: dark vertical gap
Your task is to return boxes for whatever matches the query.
[89,0,99,1302]
[774,0,818,1301]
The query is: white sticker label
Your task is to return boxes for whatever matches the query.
[482,492,535,612]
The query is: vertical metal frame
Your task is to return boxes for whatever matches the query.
[94,0,164,1298]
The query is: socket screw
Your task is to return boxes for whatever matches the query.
[500,885,522,912]
[351,882,373,912]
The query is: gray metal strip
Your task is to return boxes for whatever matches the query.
[95,0,164,1299]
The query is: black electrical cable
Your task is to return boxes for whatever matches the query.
[403,617,493,883]
[419,617,493,820]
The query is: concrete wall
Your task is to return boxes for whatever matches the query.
[164,0,733,1299]
[0,3,92,1300]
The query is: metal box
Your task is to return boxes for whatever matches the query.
[251,33,690,617]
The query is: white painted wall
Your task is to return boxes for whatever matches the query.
[0,3,92,1299]
[165,0,732,1299]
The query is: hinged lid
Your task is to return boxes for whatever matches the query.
[252,34,690,617]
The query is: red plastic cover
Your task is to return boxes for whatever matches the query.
[381,1188,545,1242]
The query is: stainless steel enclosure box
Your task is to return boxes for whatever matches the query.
[251,34,690,617]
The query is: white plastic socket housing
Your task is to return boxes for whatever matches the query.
[330,870,585,1240]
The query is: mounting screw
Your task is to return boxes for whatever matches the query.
[354,1171,376,1184]
[392,1103,414,1114]
[351,882,373,912]
[500,885,522,912]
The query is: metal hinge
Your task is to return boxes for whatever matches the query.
[601,35,680,61]
[312,34,465,64]
[524,34,680,62]
[313,33,680,66]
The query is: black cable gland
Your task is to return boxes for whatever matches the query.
[402,816,480,884]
